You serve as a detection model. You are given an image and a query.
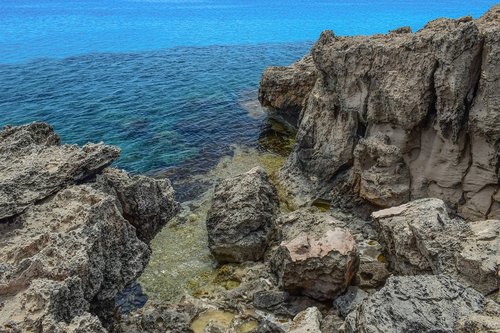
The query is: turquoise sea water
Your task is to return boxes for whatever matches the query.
[0,0,497,176]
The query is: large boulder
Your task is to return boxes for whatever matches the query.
[0,123,178,332]
[344,275,496,333]
[206,167,279,263]
[373,198,499,294]
[270,211,359,301]
[261,7,500,220]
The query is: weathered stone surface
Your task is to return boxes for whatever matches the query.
[259,55,317,127]
[0,123,178,332]
[119,301,194,333]
[332,286,368,318]
[0,185,149,332]
[287,307,322,333]
[95,168,179,242]
[206,167,279,263]
[252,290,324,317]
[270,211,359,301]
[373,198,499,294]
[455,300,500,333]
[344,275,490,333]
[353,134,410,207]
[262,7,500,220]
[0,122,120,220]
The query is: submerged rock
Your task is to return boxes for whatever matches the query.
[261,7,500,220]
[373,198,499,295]
[206,167,279,263]
[270,211,359,301]
[0,123,178,332]
[344,275,496,333]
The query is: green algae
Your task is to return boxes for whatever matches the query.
[311,199,332,212]
[140,147,289,303]
[238,320,259,332]
[191,310,236,333]
[139,203,216,302]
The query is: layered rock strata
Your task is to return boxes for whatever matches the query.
[259,6,500,220]
[0,123,178,332]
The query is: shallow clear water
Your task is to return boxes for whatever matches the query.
[0,42,310,174]
[0,0,496,175]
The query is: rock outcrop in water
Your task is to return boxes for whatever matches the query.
[259,6,500,220]
[0,123,178,332]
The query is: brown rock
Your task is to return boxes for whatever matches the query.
[270,211,359,301]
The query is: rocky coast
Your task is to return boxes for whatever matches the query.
[1,5,499,333]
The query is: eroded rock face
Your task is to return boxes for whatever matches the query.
[261,6,500,220]
[353,134,410,207]
[0,122,120,220]
[94,168,179,243]
[270,211,359,301]
[0,123,178,332]
[206,167,279,263]
[259,55,317,127]
[373,198,499,295]
[344,275,495,333]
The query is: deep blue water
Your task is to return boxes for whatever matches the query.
[0,0,497,175]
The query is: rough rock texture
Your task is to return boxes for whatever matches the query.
[353,134,410,207]
[270,211,359,301]
[259,55,317,127]
[94,168,178,242]
[252,290,324,317]
[373,198,499,295]
[206,167,279,263]
[332,286,368,318]
[455,300,500,333]
[119,301,194,333]
[0,123,178,332]
[260,7,500,220]
[287,307,322,333]
[344,275,495,333]
[0,123,120,220]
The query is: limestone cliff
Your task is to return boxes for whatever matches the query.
[0,123,178,332]
[259,6,500,220]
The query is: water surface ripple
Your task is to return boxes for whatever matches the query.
[0,42,312,174]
